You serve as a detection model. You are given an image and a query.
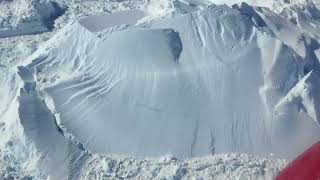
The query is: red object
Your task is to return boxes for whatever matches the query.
[276,141,320,180]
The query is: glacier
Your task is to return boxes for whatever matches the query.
[1,0,320,179]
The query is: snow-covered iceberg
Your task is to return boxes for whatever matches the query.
[1,1,320,179]
[16,4,320,157]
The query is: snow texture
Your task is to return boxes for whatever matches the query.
[79,154,288,180]
[1,0,320,179]
[0,0,65,38]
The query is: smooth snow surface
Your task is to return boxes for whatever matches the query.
[1,0,320,179]
[78,10,146,32]
[19,3,320,159]
[23,6,274,158]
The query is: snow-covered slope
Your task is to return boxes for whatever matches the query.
[20,6,273,158]
[1,0,320,179]
[17,2,320,158]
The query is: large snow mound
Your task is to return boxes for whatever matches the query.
[22,6,274,158]
[1,0,320,179]
[17,2,320,158]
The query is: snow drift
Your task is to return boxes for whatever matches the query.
[18,3,320,157]
[1,1,320,179]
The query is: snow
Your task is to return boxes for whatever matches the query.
[272,70,320,157]
[19,5,272,158]
[1,0,320,179]
[0,0,65,38]
[316,49,320,60]
[80,153,288,180]
[211,0,319,12]
[78,10,146,32]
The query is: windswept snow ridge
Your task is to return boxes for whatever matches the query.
[1,0,320,179]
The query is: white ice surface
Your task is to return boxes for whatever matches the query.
[1,0,320,179]
[21,6,274,158]
[17,2,320,160]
